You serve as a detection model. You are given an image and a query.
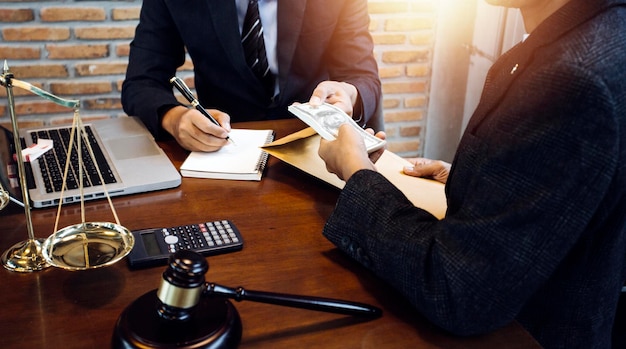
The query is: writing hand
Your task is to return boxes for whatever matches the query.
[403,157,450,184]
[309,80,358,116]
[162,106,231,152]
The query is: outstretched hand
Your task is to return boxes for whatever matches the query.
[308,80,358,116]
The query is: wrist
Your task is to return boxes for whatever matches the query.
[161,105,188,135]
[340,82,358,106]
[342,156,375,181]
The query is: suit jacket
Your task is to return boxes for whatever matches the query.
[323,0,626,348]
[121,0,380,139]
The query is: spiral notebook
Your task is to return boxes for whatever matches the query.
[179,129,274,181]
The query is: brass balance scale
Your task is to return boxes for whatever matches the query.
[0,61,134,273]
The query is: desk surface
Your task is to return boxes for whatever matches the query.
[0,119,540,348]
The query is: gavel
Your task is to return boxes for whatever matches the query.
[112,250,382,348]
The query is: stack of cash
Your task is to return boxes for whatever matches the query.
[288,103,386,153]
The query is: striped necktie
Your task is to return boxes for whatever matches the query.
[242,0,274,96]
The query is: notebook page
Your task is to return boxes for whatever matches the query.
[180,129,273,177]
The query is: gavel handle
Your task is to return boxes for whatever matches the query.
[204,283,382,318]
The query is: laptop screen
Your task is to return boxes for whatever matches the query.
[0,125,24,205]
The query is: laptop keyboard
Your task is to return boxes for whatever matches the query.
[30,126,117,193]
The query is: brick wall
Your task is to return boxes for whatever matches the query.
[0,0,437,157]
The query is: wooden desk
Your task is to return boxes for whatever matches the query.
[0,119,540,348]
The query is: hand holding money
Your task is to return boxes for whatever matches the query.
[318,123,378,181]
[288,102,386,153]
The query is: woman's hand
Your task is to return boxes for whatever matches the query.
[403,157,451,184]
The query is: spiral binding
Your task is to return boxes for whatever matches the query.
[255,131,275,174]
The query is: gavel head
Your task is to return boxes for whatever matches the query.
[112,250,242,349]
[156,250,208,321]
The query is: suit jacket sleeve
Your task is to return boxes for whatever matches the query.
[324,0,380,124]
[121,0,186,139]
[276,0,380,124]
[323,43,624,337]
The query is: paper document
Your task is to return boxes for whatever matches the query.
[262,129,447,219]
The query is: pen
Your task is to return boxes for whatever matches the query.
[169,76,234,144]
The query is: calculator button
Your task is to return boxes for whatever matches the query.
[164,235,179,245]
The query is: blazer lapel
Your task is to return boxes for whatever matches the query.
[276,1,307,95]
[205,0,250,78]
[467,0,623,133]
[466,40,531,133]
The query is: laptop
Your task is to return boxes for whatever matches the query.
[0,117,181,208]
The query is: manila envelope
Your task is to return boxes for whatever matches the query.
[262,127,447,219]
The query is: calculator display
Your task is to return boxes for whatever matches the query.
[141,233,161,256]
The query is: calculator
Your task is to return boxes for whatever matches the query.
[126,220,243,269]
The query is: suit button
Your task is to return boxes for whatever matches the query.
[356,247,371,267]
[340,236,350,248]
[347,242,357,254]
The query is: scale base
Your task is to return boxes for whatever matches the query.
[112,290,242,349]
[2,238,50,272]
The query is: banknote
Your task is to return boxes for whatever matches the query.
[288,103,386,153]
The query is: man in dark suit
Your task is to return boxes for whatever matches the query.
[122,0,380,152]
[318,0,626,348]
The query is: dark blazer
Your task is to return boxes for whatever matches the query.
[323,0,626,348]
[122,0,381,139]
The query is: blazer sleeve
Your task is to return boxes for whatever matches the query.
[323,60,622,335]
[121,0,186,139]
[324,0,381,125]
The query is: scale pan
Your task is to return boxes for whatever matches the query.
[43,222,134,271]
